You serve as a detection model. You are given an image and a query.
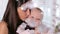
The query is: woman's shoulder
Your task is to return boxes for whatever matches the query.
[0,21,8,34]
[0,21,7,27]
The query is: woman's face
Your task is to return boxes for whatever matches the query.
[17,7,30,21]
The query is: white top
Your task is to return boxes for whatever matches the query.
[16,22,54,34]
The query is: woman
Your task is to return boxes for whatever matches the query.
[0,0,30,34]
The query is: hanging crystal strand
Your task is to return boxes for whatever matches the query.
[52,0,56,27]
[55,0,60,34]
[51,0,56,34]
[55,0,60,26]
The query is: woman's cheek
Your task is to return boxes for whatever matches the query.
[17,7,27,21]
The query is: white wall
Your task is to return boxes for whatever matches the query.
[0,0,8,21]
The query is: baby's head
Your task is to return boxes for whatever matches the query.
[25,8,44,27]
[30,8,43,22]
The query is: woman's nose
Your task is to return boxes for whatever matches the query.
[26,9,30,17]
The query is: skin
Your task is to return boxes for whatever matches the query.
[17,7,30,21]
[28,8,43,27]
[0,21,8,34]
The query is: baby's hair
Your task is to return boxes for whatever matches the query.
[25,8,43,12]
[27,7,43,15]
[35,8,43,12]
[29,8,43,13]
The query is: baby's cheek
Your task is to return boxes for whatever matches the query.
[41,14,43,19]
[35,20,40,26]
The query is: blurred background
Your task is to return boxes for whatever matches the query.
[0,0,60,28]
[0,0,8,21]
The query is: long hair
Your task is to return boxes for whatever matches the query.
[2,0,29,34]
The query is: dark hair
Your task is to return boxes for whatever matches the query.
[2,0,29,34]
